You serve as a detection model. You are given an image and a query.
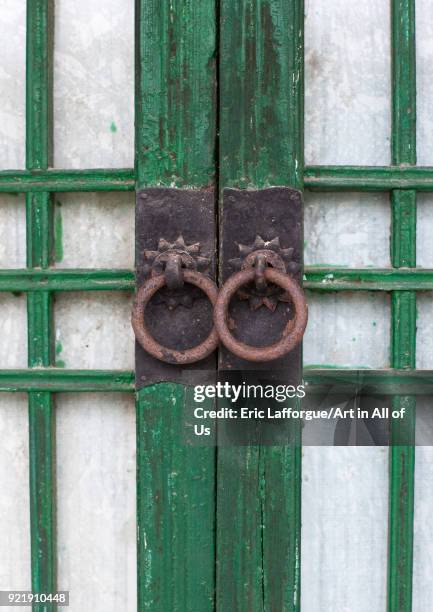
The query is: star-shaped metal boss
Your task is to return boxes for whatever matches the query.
[143,236,211,310]
[228,235,301,311]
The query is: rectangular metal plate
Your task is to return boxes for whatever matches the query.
[135,188,216,387]
[219,187,303,384]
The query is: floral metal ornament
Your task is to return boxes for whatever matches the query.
[143,236,211,310]
[228,235,301,311]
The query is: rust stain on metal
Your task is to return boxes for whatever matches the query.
[135,188,216,385]
[228,234,301,311]
[220,187,304,376]
[142,235,211,301]
[215,267,307,363]
[132,270,219,365]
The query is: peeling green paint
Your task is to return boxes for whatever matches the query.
[388,1,416,610]
[218,1,303,609]
[54,201,63,263]
[26,0,56,604]
[0,169,135,193]
[55,341,65,367]
[136,1,217,609]
[110,121,117,133]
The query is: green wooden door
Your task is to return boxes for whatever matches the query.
[0,0,427,611]
[136,1,303,610]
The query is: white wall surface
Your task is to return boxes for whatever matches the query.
[413,440,433,612]
[0,0,29,580]
[0,195,26,269]
[56,394,136,612]
[52,3,136,603]
[53,0,134,168]
[416,0,433,166]
[0,0,432,610]
[54,291,134,370]
[0,0,26,169]
[0,293,27,368]
[413,4,433,603]
[303,0,391,609]
[0,395,30,593]
[304,291,390,369]
[54,193,135,269]
[305,0,391,166]
[0,2,137,610]
[302,447,388,612]
[305,192,390,268]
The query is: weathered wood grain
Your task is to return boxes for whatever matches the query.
[135,1,217,609]
[218,1,304,609]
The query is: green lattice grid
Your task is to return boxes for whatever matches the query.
[0,0,424,610]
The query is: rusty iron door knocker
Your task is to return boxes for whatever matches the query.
[132,267,219,365]
[133,187,307,383]
[214,264,307,362]
[132,231,219,366]
[134,188,218,386]
[218,187,306,378]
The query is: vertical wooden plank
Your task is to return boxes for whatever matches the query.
[218,1,303,610]
[135,1,217,610]
[28,391,56,603]
[135,0,216,189]
[26,1,56,609]
[137,386,215,611]
[220,0,303,191]
[389,1,416,611]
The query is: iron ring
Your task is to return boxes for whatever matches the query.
[214,267,308,362]
[132,270,219,364]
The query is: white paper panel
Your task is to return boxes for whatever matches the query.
[416,0,433,165]
[305,0,391,165]
[0,395,30,592]
[416,293,433,369]
[0,0,26,169]
[0,195,26,268]
[304,291,390,368]
[54,0,134,168]
[57,394,136,612]
[302,447,388,612]
[415,399,433,447]
[52,3,136,603]
[305,192,390,267]
[417,194,433,267]
[54,292,134,369]
[413,421,433,612]
[54,193,134,268]
[304,3,392,601]
[0,295,27,368]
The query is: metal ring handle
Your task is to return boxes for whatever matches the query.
[214,267,308,362]
[132,270,219,364]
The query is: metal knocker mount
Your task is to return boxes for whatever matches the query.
[133,187,307,386]
[214,233,308,363]
[142,236,211,308]
[132,236,219,366]
[134,188,217,387]
[227,235,301,311]
[218,187,306,379]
